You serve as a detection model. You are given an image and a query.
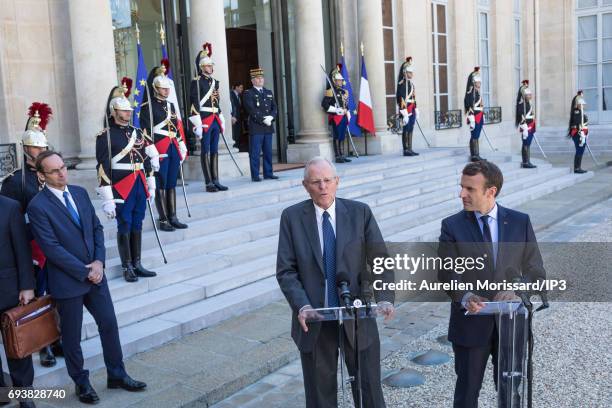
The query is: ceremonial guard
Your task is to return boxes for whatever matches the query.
[568,91,589,174]
[189,42,228,192]
[96,79,159,282]
[243,67,278,182]
[515,80,537,168]
[321,64,351,163]
[0,102,62,367]
[396,57,420,156]
[464,67,485,162]
[140,61,188,231]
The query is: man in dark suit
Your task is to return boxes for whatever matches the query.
[276,156,395,408]
[26,151,146,404]
[0,195,36,408]
[438,161,545,408]
[230,82,243,148]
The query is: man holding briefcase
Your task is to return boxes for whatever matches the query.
[0,195,35,408]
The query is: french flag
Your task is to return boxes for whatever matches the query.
[357,55,375,135]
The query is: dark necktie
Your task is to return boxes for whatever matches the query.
[63,191,81,227]
[480,214,496,271]
[322,211,339,307]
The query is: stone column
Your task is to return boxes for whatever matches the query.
[357,0,387,132]
[69,0,117,169]
[286,0,332,163]
[186,0,248,179]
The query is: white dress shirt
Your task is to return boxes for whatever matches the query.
[462,203,499,307]
[47,185,78,213]
[314,200,336,254]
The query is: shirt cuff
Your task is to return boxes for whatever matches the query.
[298,304,312,314]
[461,292,475,309]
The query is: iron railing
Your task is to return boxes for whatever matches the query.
[0,143,18,180]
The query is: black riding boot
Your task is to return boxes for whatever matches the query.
[338,140,351,163]
[130,231,156,277]
[201,153,218,192]
[469,138,484,162]
[407,131,419,156]
[155,189,174,232]
[210,153,228,191]
[39,345,56,367]
[574,154,587,173]
[118,232,137,282]
[167,188,188,229]
[521,145,536,168]
[402,129,411,156]
[333,139,344,163]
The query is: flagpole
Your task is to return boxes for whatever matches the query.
[361,42,368,156]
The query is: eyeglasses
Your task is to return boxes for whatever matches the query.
[43,165,67,176]
[306,177,337,187]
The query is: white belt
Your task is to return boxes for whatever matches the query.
[406,99,415,103]
[112,163,144,171]
[153,129,177,138]
[200,107,219,113]
[474,107,483,112]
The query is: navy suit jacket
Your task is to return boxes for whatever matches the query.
[27,185,106,299]
[437,204,545,347]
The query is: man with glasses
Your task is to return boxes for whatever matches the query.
[1,102,62,368]
[276,157,395,407]
[27,150,147,404]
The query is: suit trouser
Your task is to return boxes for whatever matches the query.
[0,346,33,389]
[249,133,273,179]
[299,321,386,408]
[55,282,126,386]
[452,317,523,408]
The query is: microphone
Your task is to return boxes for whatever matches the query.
[336,272,352,310]
[506,267,532,308]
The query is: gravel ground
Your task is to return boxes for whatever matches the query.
[376,218,612,408]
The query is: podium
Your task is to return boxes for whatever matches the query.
[304,302,380,408]
[466,301,529,408]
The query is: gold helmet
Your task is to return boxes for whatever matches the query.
[152,63,171,90]
[108,77,133,115]
[22,102,52,148]
[330,64,344,82]
[196,42,214,68]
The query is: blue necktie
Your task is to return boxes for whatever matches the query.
[63,191,81,227]
[480,214,496,269]
[322,211,339,307]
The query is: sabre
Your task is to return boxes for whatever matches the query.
[586,143,600,166]
[147,199,167,264]
[179,163,191,217]
[415,119,432,148]
[480,126,497,151]
[196,74,244,176]
[319,64,359,158]
[532,133,548,159]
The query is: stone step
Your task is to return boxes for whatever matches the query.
[101,157,527,272]
[21,277,283,388]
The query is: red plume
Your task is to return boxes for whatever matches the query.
[203,42,212,57]
[474,66,480,72]
[577,90,584,95]
[522,79,529,85]
[161,58,170,73]
[121,76,133,97]
[406,56,412,63]
[27,102,53,131]
[336,63,342,71]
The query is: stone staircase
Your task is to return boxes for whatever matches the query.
[5,148,592,387]
[532,125,612,155]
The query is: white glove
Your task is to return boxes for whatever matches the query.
[194,126,203,140]
[263,116,273,126]
[219,114,226,133]
[415,108,420,121]
[102,200,116,219]
[189,114,203,140]
[326,105,337,114]
[149,155,160,172]
[179,140,188,162]
[145,144,160,172]
[579,131,586,147]
[468,114,475,130]
[147,177,156,201]
[399,109,409,125]
[335,107,345,116]
[522,128,529,140]
[96,186,116,219]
